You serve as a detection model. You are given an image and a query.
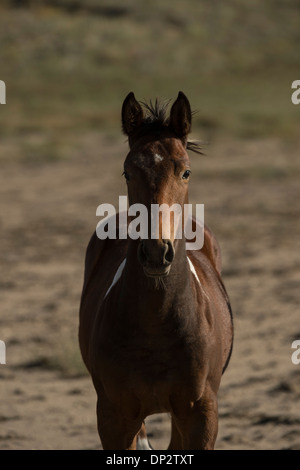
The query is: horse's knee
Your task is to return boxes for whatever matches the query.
[171,389,218,450]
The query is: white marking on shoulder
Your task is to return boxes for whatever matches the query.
[187,256,200,285]
[104,258,126,299]
[187,256,210,301]
[154,153,163,163]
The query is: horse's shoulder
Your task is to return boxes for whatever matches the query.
[85,230,105,265]
[83,228,127,287]
[187,218,222,275]
[202,224,222,275]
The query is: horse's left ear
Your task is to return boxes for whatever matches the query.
[169,91,192,144]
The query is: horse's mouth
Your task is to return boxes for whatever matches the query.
[143,266,171,278]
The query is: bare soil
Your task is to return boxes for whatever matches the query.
[1,135,300,450]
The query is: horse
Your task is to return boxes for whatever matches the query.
[79,91,233,450]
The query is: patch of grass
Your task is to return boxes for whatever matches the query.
[46,338,88,377]
[0,0,299,163]
[18,337,88,377]
[47,342,88,377]
[196,164,300,182]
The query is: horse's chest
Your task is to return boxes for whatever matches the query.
[99,338,206,414]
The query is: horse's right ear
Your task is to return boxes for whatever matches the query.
[122,92,143,138]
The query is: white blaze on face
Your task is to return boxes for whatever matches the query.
[151,203,182,241]
[154,153,164,164]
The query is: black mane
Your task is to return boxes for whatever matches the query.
[140,99,170,127]
[138,99,203,155]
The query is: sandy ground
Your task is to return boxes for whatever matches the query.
[0,135,300,450]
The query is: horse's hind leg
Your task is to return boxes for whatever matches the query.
[96,396,142,450]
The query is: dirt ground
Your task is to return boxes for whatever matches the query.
[0,134,300,450]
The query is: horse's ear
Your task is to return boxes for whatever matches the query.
[169,91,192,144]
[122,92,143,138]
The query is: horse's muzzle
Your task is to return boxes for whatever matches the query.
[137,239,175,278]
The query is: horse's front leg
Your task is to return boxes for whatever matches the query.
[172,385,219,450]
[168,416,183,450]
[96,395,143,450]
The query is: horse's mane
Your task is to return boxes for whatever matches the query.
[139,99,204,155]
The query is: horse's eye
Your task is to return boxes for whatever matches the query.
[182,170,191,180]
[122,171,130,181]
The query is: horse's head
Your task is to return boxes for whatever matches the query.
[122,91,199,279]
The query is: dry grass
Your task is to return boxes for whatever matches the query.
[0,0,299,166]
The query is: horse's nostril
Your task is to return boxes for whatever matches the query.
[138,239,175,268]
[163,239,175,264]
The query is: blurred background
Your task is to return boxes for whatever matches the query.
[0,0,299,450]
[1,0,300,149]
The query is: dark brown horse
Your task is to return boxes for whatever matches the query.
[79,92,233,450]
